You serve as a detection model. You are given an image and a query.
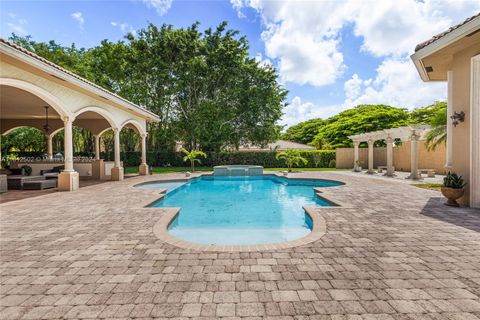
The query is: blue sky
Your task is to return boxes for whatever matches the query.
[1,0,479,127]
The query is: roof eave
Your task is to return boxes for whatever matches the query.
[410,15,480,82]
[0,42,160,122]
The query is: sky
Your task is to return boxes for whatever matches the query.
[1,0,479,128]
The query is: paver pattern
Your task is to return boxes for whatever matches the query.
[1,171,479,319]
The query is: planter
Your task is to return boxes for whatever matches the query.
[441,187,464,207]
[354,166,362,172]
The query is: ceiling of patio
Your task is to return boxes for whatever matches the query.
[1,85,112,135]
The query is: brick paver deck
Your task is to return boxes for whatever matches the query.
[1,171,479,319]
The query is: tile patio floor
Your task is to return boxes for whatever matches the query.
[1,171,479,319]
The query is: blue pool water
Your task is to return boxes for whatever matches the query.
[148,175,340,245]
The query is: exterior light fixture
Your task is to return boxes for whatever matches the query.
[43,106,50,133]
[451,111,465,127]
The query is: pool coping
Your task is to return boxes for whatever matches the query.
[136,172,348,252]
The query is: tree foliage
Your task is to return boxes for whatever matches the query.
[281,118,325,144]
[275,150,308,172]
[7,23,287,153]
[181,148,207,171]
[314,105,410,148]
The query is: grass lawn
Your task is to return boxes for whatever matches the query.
[125,166,346,174]
[413,183,442,191]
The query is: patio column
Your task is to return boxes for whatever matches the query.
[111,128,124,181]
[353,141,359,171]
[386,136,394,177]
[139,133,148,175]
[409,133,420,180]
[47,134,53,160]
[58,116,79,191]
[367,139,374,174]
[94,135,100,160]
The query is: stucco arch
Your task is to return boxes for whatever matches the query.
[120,119,146,136]
[2,126,40,136]
[73,106,119,130]
[0,77,71,119]
[97,127,112,138]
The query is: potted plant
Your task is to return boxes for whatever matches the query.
[354,160,363,172]
[441,172,467,207]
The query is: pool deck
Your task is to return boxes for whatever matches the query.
[1,171,479,319]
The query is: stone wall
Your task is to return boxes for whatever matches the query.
[336,141,447,174]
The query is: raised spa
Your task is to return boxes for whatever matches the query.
[213,165,263,176]
[144,175,341,245]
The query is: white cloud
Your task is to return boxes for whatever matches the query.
[6,13,28,36]
[71,12,84,29]
[232,0,478,127]
[280,96,339,127]
[344,58,447,108]
[111,22,136,36]
[142,0,172,16]
[233,0,478,87]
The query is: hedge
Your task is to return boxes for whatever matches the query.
[8,150,336,168]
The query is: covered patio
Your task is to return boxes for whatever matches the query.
[0,38,159,191]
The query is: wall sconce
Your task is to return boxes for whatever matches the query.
[451,111,465,127]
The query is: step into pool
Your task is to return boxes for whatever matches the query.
[147,175,341,245]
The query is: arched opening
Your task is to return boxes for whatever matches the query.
[119,119,147,174]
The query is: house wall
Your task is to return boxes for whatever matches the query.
[336,141,447,174]
[450,43,480,206]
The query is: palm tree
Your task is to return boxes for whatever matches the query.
[275,150,308,172]
[425,106,447,151]
[181,148,207,172]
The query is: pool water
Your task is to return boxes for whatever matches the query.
[148,175,340,245]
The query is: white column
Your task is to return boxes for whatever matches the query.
[58,116,79,191]
[47,134,53,160]
[111,128,124,181]
[139,133,149,175]
[470,54,480,208]
[141,134,147,165]
[94,135,100,160]
[113,128,121,168]
[386,136,394,177]
[63,117,74,172]
[409,133,420,180]
[367,139,374,174]
[445,70,453,168]
[353,141,359,171]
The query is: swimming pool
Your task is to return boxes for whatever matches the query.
[147,175,341,245]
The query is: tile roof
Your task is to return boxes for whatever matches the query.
[414,12,480,52]
[0,37,158,120]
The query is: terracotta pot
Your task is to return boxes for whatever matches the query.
[441,187,464,207]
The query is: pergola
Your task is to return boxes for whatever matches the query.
[0,38,160,191]
[349,125,430,179]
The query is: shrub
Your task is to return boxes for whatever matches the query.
[11,150,337,168]
[328,159,336,168]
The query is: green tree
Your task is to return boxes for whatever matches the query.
[423,103,447,150]
[2,127,46,153]
[275,150,308,172]
[181,148,207,172]
[313,105,410,148]
[281,118,325,144]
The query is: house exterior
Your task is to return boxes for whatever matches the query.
[238,140,315,151]
[411,13,480,208]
